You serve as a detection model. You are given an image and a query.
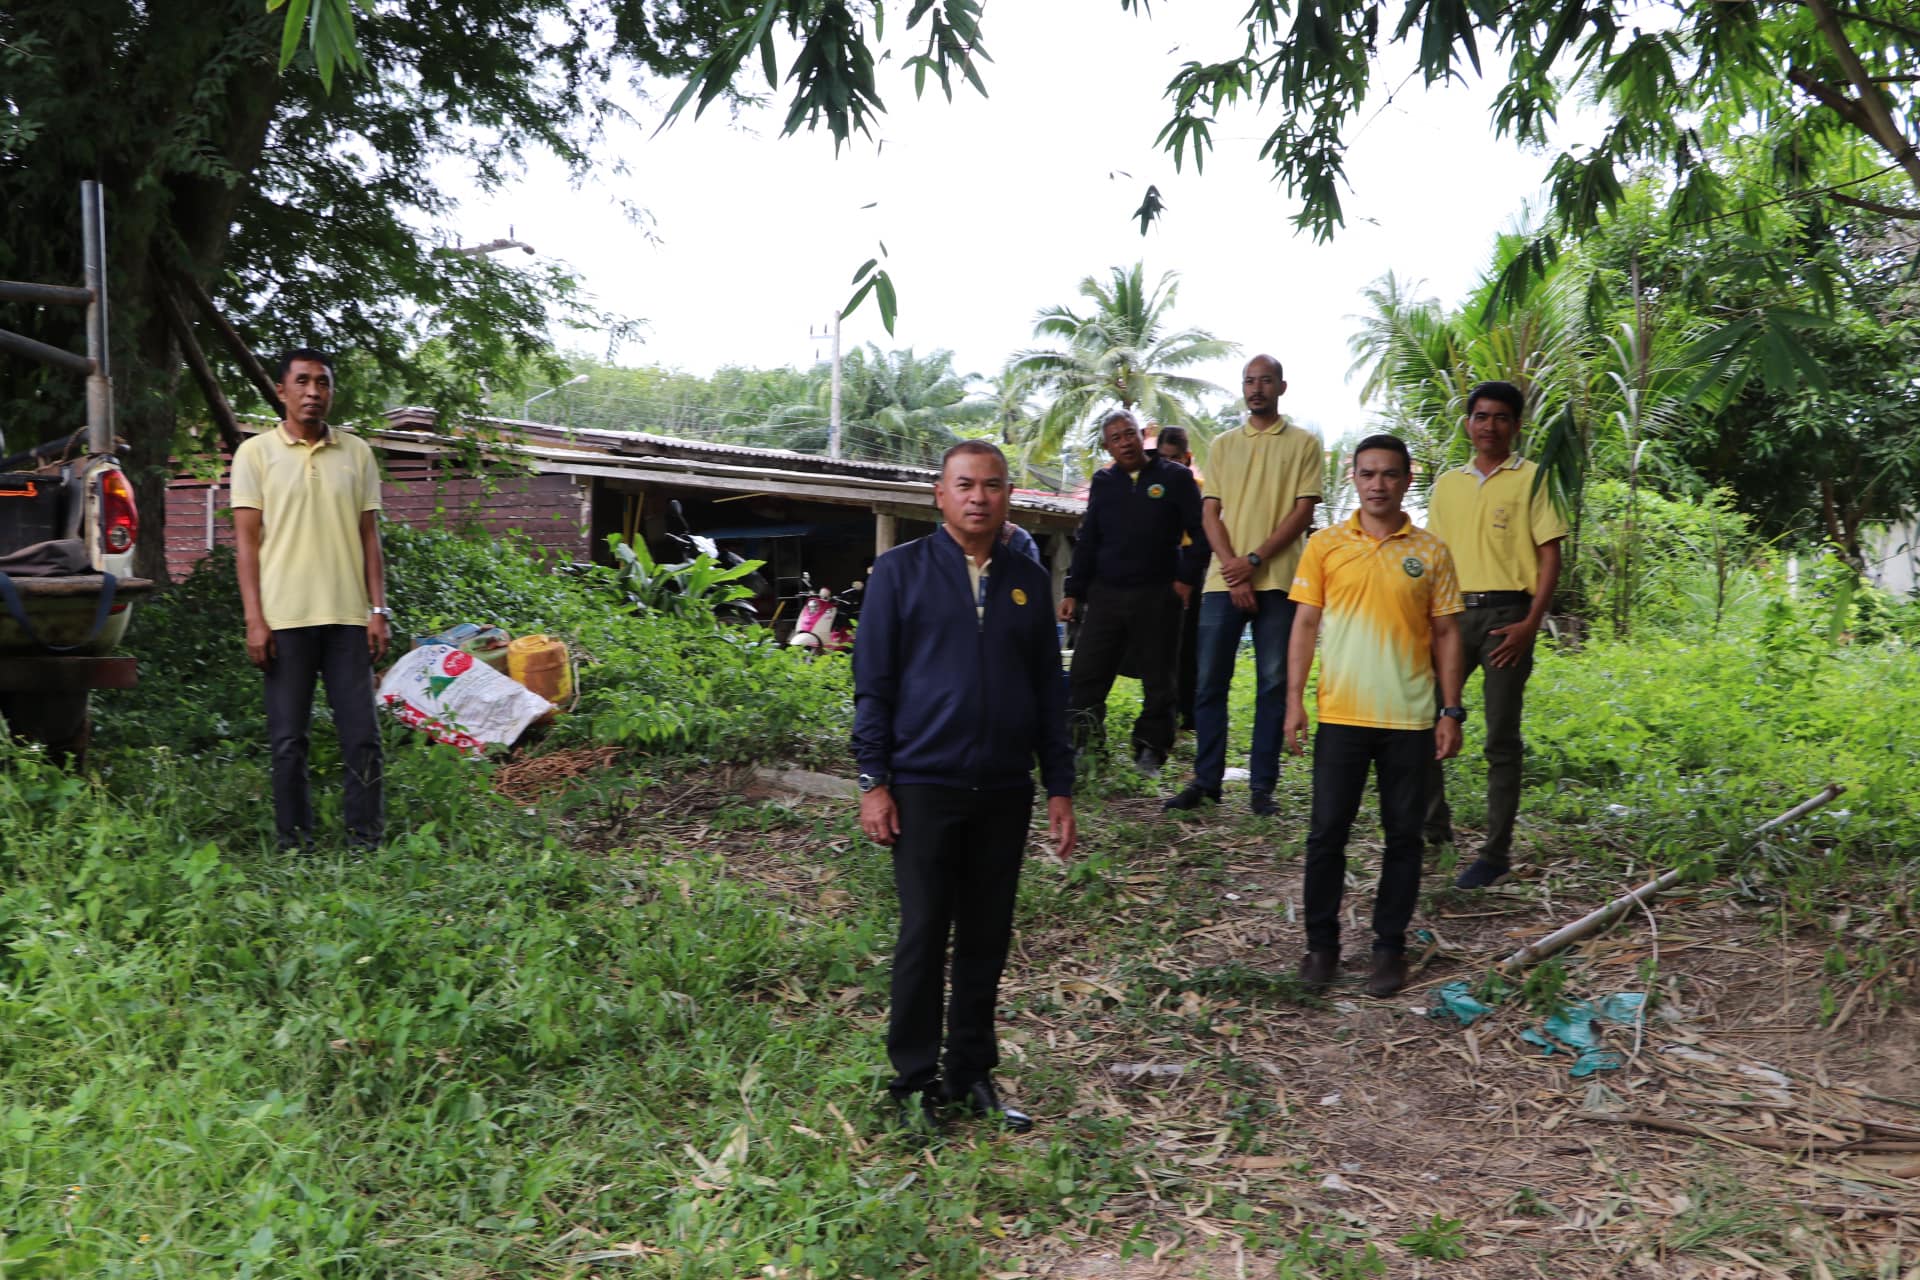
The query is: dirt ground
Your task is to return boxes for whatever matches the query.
[521,756,1920,1279]
[1001,795,1920,1280]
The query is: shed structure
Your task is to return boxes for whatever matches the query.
[375,410,1084,608]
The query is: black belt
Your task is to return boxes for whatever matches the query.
[1461,591,1531,609]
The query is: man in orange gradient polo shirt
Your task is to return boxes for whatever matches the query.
[1284,434,1464,997]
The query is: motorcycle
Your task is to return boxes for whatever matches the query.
[658,500,770,624]
[785,573,862,657]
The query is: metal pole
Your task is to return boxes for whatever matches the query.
[523,373,587,422]
[828,311,842,459]
[0,281,93,307]
[81,181,113,454]
[0,328,93,376]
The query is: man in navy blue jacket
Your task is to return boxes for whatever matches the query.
[1058,409,1206,775]
[853,440,1077,1137]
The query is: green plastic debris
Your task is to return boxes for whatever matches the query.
[1542,1006,1603,1050]
[1429,982,1647,1077]
[1570,1049,1626,1077]
[1426,980,1494,1027]
[1592,992,1646,1024]
[1519,1028,1560,1056]
[1519,993,1646,1075]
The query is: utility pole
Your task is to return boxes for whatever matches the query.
[809,312,844,458]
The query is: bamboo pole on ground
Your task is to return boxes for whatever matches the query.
[1499,783,1846,971]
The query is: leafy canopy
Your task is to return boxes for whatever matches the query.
[287,2,1920,238]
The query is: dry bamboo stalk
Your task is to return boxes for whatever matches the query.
[1575,1110,1919,1154]
[1500,784,1846,971]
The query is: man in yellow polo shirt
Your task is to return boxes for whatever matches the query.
[1424,380,1569,889]
[1163,354,1321,816]
[232,348,390,850]
[1284,434,1464,997]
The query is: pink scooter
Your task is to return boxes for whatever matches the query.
[786,575,862,657]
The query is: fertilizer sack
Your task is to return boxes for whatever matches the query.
[379,643,553,750]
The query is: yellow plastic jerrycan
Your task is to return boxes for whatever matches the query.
[508,634,572,706]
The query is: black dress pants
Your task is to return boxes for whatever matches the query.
[265,624,384,848]
[1066,581,1182,756]
[887,783,1032,1097]
[1176,589,1200,730]
[1302,722,1430,955]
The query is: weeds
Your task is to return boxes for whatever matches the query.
[1396,1214,1468,1260]
[7,515,1919,1276]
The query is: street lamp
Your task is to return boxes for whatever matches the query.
[523,373,589,421]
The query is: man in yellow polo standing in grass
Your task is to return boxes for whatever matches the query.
[1423,380,1569,889]
[233,348,391,850]
[1163,354,1322,817]
[1284,434,1464,997]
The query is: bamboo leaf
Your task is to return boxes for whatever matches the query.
[278,0,312,72]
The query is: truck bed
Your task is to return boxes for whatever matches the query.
[0,574,153,653]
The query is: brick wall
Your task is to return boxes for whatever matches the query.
[164,451,588,582]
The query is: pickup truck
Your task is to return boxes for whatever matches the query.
[0,181,153,759]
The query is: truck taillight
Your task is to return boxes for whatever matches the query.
[99,468,138,555]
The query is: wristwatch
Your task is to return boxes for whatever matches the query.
[370,606,392,618]
[857,772,889,792]
[1439,706,1468,723]
[1245,551,1263,568]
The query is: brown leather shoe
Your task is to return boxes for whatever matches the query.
[1296,949,1339,993]
[1366,950,1409,997]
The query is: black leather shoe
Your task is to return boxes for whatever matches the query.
[1133,747,1166,777]
[1249,791,1278,817]
[1454,858,1510,890]
[1162,783,1220,811]
[1367,950,1409,997]
[891,1089,941,1140]
[1297,949,1339,993]
[947,1078,1033,1133]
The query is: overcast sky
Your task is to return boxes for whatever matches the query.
[450,1,1601,440]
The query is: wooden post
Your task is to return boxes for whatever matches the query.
[1048,531,1071,610]
[875,510,897,557]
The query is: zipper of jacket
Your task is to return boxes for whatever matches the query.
[972,557,989,787]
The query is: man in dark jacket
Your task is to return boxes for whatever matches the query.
[853,440,1077,1137]
[1058,409,1206,775]
[1154,426,1206,733]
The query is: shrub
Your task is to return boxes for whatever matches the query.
[99,523,849,765]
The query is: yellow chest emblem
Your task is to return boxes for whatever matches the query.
[1011,588,1028,606]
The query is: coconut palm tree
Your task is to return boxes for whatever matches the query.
[1012,264,1236,479]
[1348,234,1713,634]
[765,346,993,466]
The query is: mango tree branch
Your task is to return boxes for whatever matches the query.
[1804,0,1920,192]
[154,286,243,453]
[1830,192,1920,218]
[171,269,285,419]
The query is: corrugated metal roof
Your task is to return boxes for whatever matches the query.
[378,407,1086,517]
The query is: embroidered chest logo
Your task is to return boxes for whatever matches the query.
[1146,483,1165,499]
[1011,588,1029,606]
[1402,556,1425,579]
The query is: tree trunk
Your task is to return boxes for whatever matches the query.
[108,28,284,585]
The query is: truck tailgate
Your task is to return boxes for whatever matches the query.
[0,575,154,651]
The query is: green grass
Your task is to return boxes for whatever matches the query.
[4,526,1918,1276]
